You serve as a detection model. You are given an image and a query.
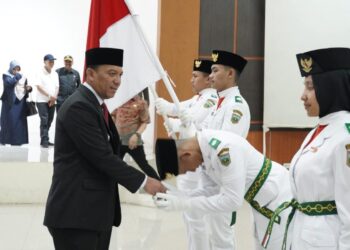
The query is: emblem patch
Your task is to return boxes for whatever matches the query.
[300,57,313,73]
[231,109,243,124]
[204,99,216,108]
[212,52,219,62]
[346,144,350,167]
[209,138,221,149]
[195,60,202,68]
[235,96,242,103]
[218,148,231,166]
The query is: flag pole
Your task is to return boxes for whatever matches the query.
[124,0,181,110]
[148,85,177,139]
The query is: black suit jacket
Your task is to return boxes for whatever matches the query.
[44,85,146,231]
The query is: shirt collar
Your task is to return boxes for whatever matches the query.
[83,82,104,105]
[199,88,215,95]
[218,86,239,98]
[319,110,350,125]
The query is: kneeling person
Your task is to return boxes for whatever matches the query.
[155,129,293,250]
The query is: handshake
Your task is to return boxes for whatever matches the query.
[153,182,191,211]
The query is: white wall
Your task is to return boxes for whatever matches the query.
[264,0,350,128]
[0,0,159,155]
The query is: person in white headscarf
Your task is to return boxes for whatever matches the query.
[0,60,32,145]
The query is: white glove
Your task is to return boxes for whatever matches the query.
[178,122,197,139]
[155,98,173,115]
[161,181,188,197]
[154,192,191,211]
[179,108,192,126]
[163,120,174,137]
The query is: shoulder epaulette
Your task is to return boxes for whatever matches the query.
[235,96,242,103]
[345,123,350,134]
[209,138,221,149]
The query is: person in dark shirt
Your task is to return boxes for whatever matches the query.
[56,55,81,112]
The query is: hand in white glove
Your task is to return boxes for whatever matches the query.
[179,108,192,126]
[161,181,188,197]
[163,120,174,137]
[178,122,197,139]
[154,192,191,211]
[155,98,172,115]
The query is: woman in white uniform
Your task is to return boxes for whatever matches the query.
[263,47,350,250]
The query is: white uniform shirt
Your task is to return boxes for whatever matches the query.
[35,67,59,103]
[188,130,292,245]
[167,88,218,132]
[289,111,350,250]
[203,86,251,138]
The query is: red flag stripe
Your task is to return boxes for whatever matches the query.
[86,0,130,50]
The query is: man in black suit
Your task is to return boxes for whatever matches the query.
[44,47,166,250]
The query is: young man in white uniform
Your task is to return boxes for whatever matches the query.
[154,129,293,250]
[155,59,217,250]
[202,50,251,249]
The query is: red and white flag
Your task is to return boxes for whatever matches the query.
[86,0,161,109]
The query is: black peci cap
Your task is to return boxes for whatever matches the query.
[86,47,123,67]
[296,47,350,77]
[211,50,247,73]
[155,138,179,180]
[193,59,213,74]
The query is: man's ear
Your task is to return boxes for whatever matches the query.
[227,67,235,79]
[85,68,95,82]
[179,151,191,162]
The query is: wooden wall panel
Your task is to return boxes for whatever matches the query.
[265,130,310,164]
[247,131,263,153]
[155,1,309,166]
[156,0,200,138]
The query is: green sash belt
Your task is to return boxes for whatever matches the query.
[262,199,337,250]
[244,158,281,224]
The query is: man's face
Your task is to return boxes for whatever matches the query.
[87,65,123,99]
[64,60,73,71]
[191,71,210,94]
[209,64,236,92]
[300,75,320,117]
[44,60,55,70]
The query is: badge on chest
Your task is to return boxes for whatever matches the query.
[346,144,350,167]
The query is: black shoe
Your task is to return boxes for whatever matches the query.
[48,142,54,146]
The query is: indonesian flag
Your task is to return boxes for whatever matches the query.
[86,0,161,109]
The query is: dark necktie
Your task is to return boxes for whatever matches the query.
[304,124,327,148]
[101,103,109,127]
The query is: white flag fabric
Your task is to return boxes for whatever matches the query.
[86,0,161,110]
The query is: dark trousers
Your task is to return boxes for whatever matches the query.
[36,102,55,145]
[120,145,160,180]
[48,227,112,250]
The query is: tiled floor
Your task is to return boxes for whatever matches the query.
[0,145,255,250]
[0,203,254,250]
[0,204,187,250]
